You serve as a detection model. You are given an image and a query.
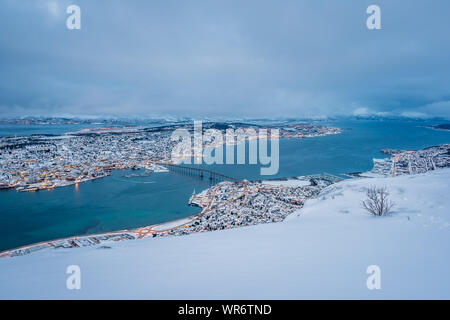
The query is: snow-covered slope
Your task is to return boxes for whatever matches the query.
[0,170,449,299]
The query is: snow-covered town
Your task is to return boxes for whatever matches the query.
[0,127,174,192]
[157,174,342,237]
[0,123,340,192]
[370,144,450,176]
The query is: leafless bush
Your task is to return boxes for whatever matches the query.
[362,186,394,216]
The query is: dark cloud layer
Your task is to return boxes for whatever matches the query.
[1,0,450,118]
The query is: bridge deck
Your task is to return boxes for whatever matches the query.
[158,162,241,183]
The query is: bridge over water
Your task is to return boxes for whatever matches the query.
[158,162,241,183]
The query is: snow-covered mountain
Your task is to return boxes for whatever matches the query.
[0,169,449,299]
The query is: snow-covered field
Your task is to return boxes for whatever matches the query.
[0,169,449,299]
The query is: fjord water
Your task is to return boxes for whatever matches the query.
[0,123,103,137]
[195,119,450,180]
[0,119,449,251]
[0,171,210,251]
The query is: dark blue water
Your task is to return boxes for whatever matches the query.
[193,119,450,180]
[0,119,449,251]
[0,170,211,251]
[0,124,103,137]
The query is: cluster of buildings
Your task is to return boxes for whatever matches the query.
[0,128,176,191]
[0,123,340,192]
[154,174,341,237]
[278,123,341,138]
[371,144,450,176]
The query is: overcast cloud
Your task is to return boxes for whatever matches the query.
[0,0,449,118]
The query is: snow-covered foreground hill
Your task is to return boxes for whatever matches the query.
[0,170,449,299]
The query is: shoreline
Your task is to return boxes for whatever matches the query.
[0,208,204,258]
[0,174,341,258]
[0,175,228,257]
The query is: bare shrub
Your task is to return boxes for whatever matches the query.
[362,186,394,216]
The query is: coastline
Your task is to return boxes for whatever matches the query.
[0,209,203,258]
[0,174,341,258]
[0,175,228,257]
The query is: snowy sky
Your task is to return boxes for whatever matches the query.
[1,0,450,118]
